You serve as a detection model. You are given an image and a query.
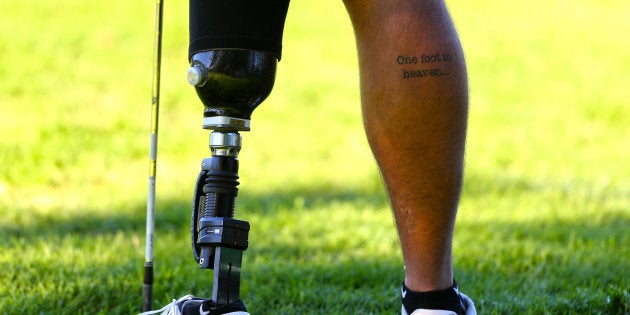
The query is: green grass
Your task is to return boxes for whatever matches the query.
[1,0,629,314]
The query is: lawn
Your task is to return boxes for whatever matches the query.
[1,0,629,314]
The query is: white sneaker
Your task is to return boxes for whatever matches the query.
[139,295,249,315]
[139,295,196,315]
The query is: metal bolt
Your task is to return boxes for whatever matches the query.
[187,66,204,86]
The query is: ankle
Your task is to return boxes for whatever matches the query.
[404,278,454,292]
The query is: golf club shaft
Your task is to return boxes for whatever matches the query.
[143,0,164,311]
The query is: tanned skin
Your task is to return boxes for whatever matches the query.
[343,0,469,292]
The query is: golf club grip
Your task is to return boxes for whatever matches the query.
[142,263,154,311]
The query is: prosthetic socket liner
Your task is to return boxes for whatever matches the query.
[189,0,290,60]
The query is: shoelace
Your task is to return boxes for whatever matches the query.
[139,295,195,315]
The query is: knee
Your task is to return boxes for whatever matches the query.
[343,0,447,17]
[342,0,363,17]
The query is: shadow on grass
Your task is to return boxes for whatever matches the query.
[3,183,389,239]
[2,179,629,314]
[2,185,395,314]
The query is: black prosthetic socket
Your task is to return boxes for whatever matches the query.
[188,0,290,126]
[402,281,463,314]
[190,50,278,123]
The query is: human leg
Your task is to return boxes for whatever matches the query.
[342,0,473,312]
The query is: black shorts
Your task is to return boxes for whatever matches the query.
[189,0,291,60]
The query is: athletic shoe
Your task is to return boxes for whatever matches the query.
[401,288,476,315]
[139,295,249,315]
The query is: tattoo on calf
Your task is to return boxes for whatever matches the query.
[396,53,452,79]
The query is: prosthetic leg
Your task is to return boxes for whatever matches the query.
[185,1,290,314]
